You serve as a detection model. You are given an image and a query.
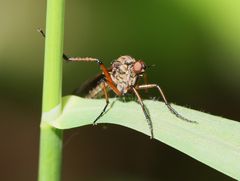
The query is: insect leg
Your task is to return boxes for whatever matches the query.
[132,87,154,139]
[37,28,121,96]
[136,84,197,123]
[66,56,122,96]
[37,28,69,60]
[37,29,101,62]
[93,81,109,125]
[143,73,149,93]
[37,30,99,62]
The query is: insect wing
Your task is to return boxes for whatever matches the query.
[73,73,105,97]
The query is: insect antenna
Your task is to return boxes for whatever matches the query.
[146,64,156,69]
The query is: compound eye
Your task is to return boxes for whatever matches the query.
[133,61,143,74]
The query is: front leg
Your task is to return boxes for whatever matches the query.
[37,28,70,61]
[37,28,121,96]
[66,57,121,96]
[131,87,154,139]
[136,84,197,123]
[93,80,109,125]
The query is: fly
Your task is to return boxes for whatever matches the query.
[38,29,197,139]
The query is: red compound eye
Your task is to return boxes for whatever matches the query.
[133,61,144,73]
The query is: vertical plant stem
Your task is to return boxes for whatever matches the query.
[38,0,65,180]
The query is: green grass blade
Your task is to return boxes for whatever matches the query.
[38,0,65,180]
[43,95,240,180]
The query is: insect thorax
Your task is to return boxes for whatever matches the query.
[110,56,138,94]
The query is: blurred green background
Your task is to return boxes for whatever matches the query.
[0,0,239,180]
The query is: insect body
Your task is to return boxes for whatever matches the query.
[38,29,197,139]
[68,55,198,139]
[77,56,143,98]
[110,55,142,94]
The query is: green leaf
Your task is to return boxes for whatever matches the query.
[42,95,240,180]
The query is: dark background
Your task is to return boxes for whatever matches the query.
[0,0,239,180]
